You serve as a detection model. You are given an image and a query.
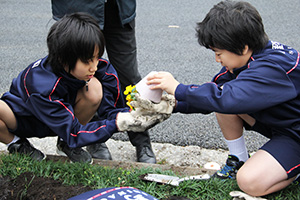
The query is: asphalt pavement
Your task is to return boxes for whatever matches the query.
[1,0,300,152]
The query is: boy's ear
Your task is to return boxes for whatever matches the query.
[242,45,250,55]
[64,65,71,73]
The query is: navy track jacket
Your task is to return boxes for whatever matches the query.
[174,40,300,141]
[1,57,129,148]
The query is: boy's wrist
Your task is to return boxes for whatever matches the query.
[173,82,180,95]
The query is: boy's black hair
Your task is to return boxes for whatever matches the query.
[196,0,269,55]
[47,12,105,75]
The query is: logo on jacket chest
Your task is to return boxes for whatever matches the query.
[271,41,284,50]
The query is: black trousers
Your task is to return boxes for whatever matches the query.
[103,0,151,147]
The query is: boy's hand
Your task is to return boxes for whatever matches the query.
[130,93,175,114]
[146,72,180,95]
[116,111,170,132]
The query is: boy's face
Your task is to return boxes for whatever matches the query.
[69,48,99,81]
[212,46,252,73]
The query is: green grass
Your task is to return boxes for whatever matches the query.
[0,153,299,200]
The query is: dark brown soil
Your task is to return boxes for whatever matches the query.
[0,172,92,200]
[0,172,191,200]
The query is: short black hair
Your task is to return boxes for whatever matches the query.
[47,12,105,75]
[196,0,269,55]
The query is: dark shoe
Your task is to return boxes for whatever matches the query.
[56,138,92,164]
[136,145,156,164]
[213,154,244,179]
[8,138,46,161]
[86,142,112,160]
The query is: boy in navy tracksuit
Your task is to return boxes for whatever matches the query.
[0,13,165,164]
[51,0,158,165]
[133,0,300,197]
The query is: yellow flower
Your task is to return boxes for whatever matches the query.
[126,94,132,101]
[124,85,135,95]
[126,101,133,110]
[124,85,137,110]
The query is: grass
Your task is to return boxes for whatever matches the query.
[0,153,299,200]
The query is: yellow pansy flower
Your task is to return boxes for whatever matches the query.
[124,85,137,110]
[124,85,135,95]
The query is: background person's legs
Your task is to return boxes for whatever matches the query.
[101,0,155,163]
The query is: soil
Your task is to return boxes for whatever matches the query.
[0,172,190,200]
[0,172,92,200]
